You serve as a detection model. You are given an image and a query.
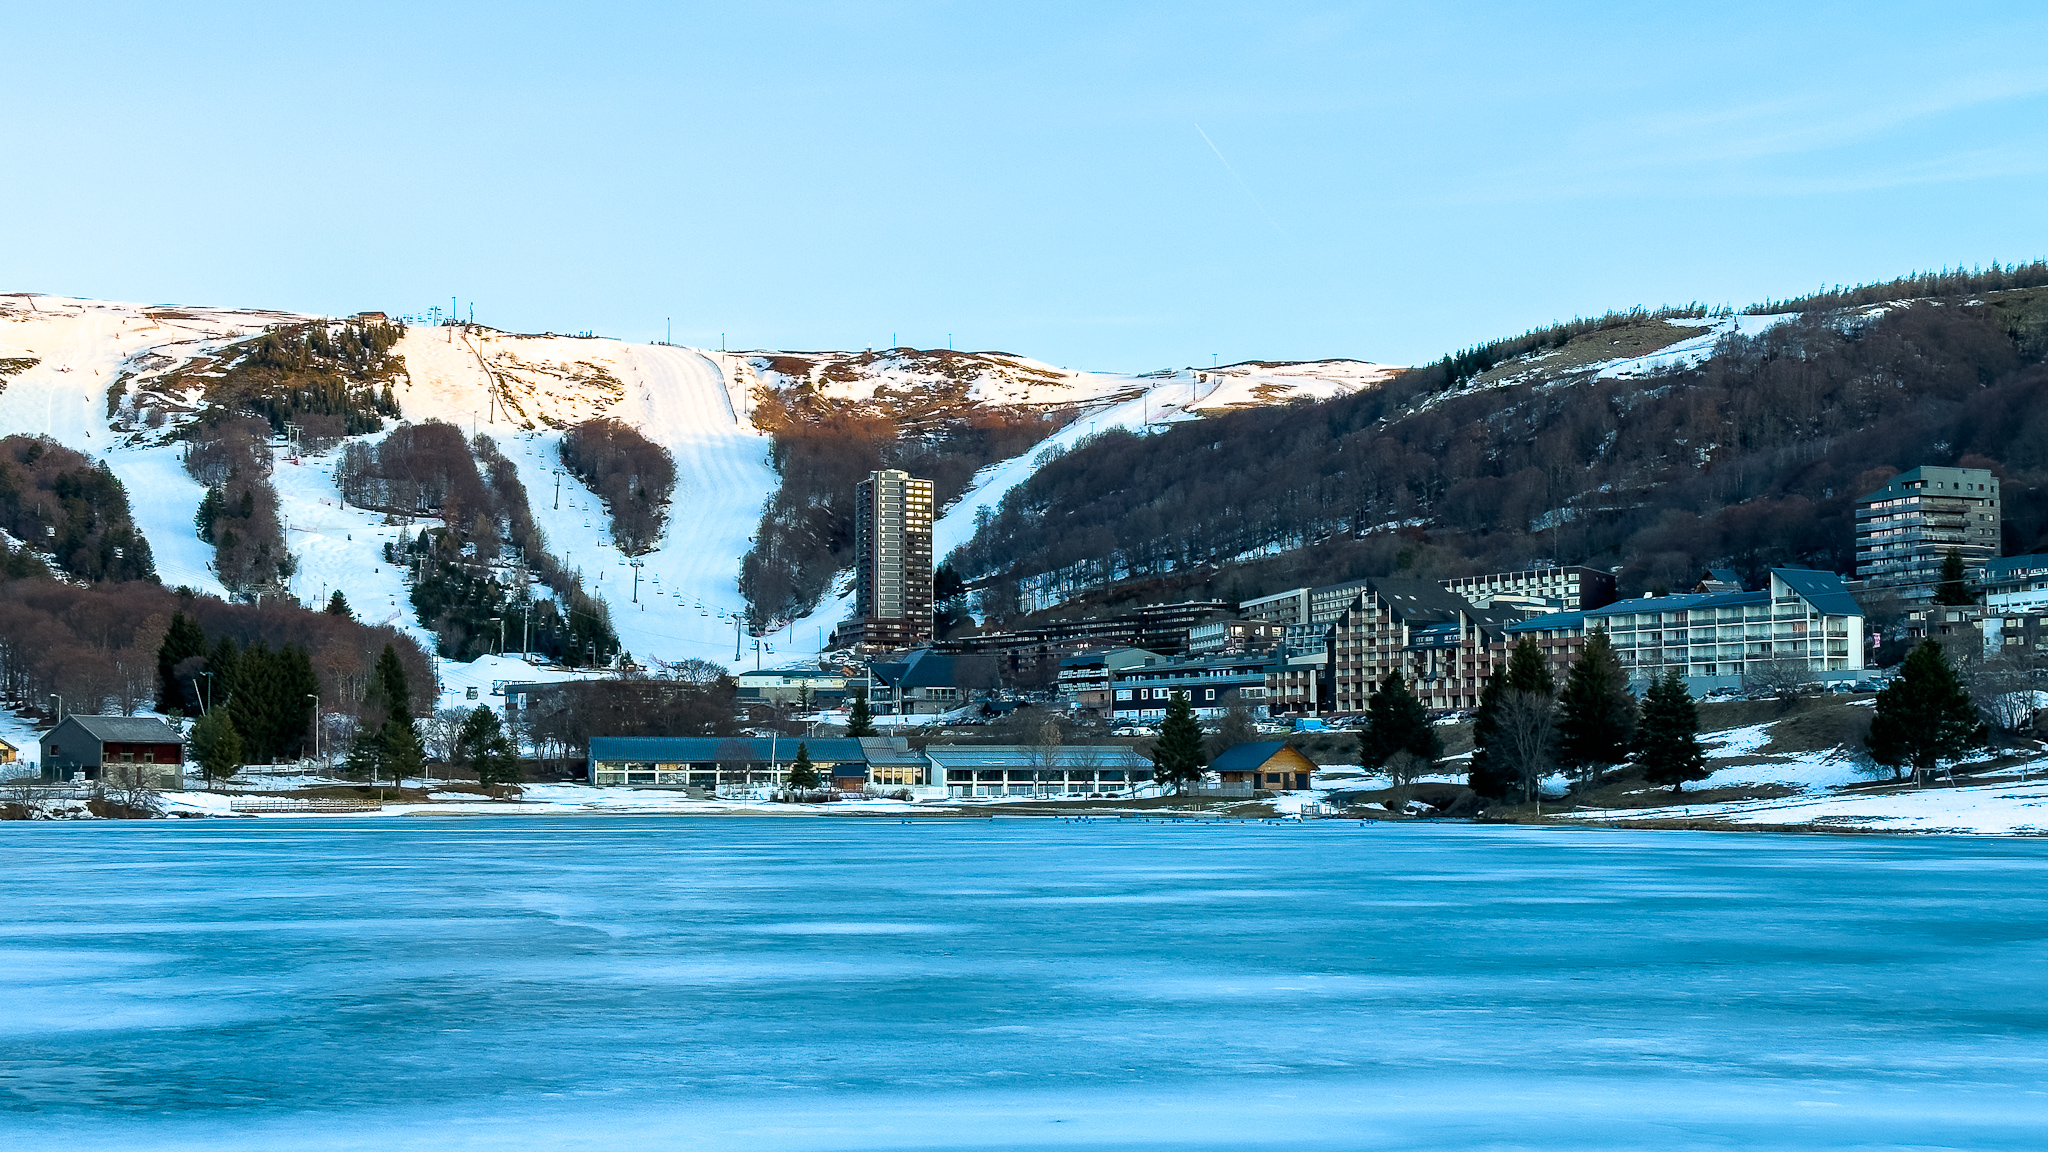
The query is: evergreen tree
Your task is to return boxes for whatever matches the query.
[787,742,820,790]
[1469,638,1553,800]
[229,641,281,765]
[380,717,426,786]
[189,708,242,786]
[1867,639,1987,784]
[343,724,385,782]
[1934,549,1976,606]
[373,643,413,724]
[155,611,208,714]
[1555,630,1637,786]
[1151,691,1207,793]
[326,589,353,619]
[278,645,319,760]
[456,705,519,787]
[846,689,876,738]
[1637,669,1709,792]
[1467,672,1513,801]
[206,636,241,717]
[194,486,223,544]
[1359,671,1441,771]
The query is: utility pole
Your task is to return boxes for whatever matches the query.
[308,693,320,764]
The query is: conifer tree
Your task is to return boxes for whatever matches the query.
[1637,669,1709,793]
[373,643,413,724]
[189,708,242,786]
[326,589,353,619]
[156,611,208,714]
[1151,691,1207,793]
[456,705,519,786]
[206,636,241,717]
[1360,672,1441,770]
[787,742,820,790]
[1555,630,1637,786]
[846,689,876,738]
[1867,639,1986,784]
[380,717,426,787]
[1467,672,1513,801]
[1934,549,1976,606]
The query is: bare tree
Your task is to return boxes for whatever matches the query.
[1029,718,1064,798]
[1966,652,2041,734]
[1384,749,1426,816]
[1494,688,1556,809]
[1742,654,1813,708]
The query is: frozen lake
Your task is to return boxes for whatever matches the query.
[4,819,2047,1151]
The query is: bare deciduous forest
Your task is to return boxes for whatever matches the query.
[950,267,2048,613]
[558,418,675,555]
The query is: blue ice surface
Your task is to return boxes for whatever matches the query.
[3,817,2046,1150]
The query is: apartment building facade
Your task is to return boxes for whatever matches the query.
[846,469,935,649]
[1855,465,2001,601]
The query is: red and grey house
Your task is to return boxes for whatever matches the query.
[40,715,185,788]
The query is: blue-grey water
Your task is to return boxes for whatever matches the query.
[4,817,2046,1151]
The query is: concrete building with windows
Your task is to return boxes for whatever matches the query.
[1439,565,1616,614]
[734,666,868,710]
[1056,647,1158,710]
[867,649,1001,715]
[1326,579,1521,714]
[1507,569,1866,690]
[841,468,935,650]
[1985,553,2048,614]
[1855,466,2002,602]
[1107,653,1273,722]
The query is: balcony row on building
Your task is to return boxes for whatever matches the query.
[1048,566,1868,722]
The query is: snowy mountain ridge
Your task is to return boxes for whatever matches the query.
[0,292,1401,672]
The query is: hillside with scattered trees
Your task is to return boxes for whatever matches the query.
[558,418,676,555]
[0,435,157,584]
[949,263,2048,620]
[341,421,618,664]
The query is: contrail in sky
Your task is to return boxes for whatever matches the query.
[1195,121,1285,236]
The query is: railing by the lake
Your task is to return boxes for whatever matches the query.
[228,797,384,813]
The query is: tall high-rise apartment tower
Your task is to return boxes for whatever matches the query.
[1855,465,2001,601]
[850,469,934,649]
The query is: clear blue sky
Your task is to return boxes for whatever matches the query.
[9,3,2047,370]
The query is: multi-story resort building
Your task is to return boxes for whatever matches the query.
[1315,569,1866,713]
[838,469,934,649]
[1503,569,1865,688]
[1855,465,2001,602]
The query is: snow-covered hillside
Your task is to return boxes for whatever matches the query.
[0,292,1399,675]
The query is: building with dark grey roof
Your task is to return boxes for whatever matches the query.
[41,715,184,788]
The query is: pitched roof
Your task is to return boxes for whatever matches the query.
[55,715,182,744]
[1210,741,1290,771]
[1770,568,1860,617]
[871,650,1001,690]
[1364,578,1475,624]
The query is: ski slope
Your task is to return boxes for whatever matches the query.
[0,291,1400,675]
